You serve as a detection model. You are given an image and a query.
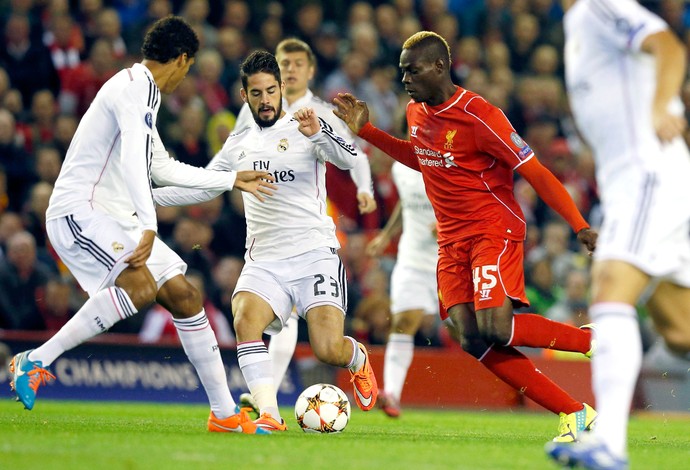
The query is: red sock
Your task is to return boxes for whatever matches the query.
[480,345,582,414]
[508,313,591,353]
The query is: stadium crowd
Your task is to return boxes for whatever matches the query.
[1,0,684,352]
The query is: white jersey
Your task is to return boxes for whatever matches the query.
[564,0,690,186]
[153,112,361,261]
[392,162,438,272]
[235,89,373,196]
[47,63,237,231]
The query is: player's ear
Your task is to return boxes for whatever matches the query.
[240,88,248,103]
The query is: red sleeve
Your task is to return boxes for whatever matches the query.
[516,157,590,233]
[357,122,420,171]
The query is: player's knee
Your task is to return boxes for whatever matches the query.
[460,334,489,358]
[125,279,158,309]
[664,331,690,355]
[310,338,340,365]
[167,284,203,318]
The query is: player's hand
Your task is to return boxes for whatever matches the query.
[332,93,370,135]
[365,232,390,257]
[126,229,156,268]
[234,171,277,202]
[357,192,377,214]
[577,228,597,255]
[294,107,321,137]
[653,108,686,142]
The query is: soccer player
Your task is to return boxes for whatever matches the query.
[333,31,598,442]
[232,38,376,400]
[153,50,378,432]
[8,16,276,435]
[365,161,440,418]
[547,1,690,468]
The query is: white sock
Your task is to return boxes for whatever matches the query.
[345,336,364,372]
[30,286,135,366]
[384,333,414,401]
[269,313,299,387]
[590,302,641,458]
[174,310,236,419]
[237,341,280,419]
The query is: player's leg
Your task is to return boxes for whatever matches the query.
[304,304,378,411]
[645,281,690,354]
[10,214,156,410]
[268,308,299,387]
[156,272,265,434]
[232,285,284,431]
[381,308,424,417]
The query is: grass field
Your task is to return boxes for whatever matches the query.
[1,400,688,469]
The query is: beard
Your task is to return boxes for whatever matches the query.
[250,100,283,128]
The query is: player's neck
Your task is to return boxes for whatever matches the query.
[427,84,459,107]
[141,59,171,90]
[285,88,307,106]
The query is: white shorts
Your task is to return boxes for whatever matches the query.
[233,247,347,334]
[46,207,187,296]
[390,264,439,316]
[596,166,690,287]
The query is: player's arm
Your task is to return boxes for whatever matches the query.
[333,93,419,171]
[641,29,687,142]
[365,201,402,257]
[516,158,596,252]
[294,107,360,170]
[150,127,238,191]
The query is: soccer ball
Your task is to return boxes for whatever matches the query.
[294,383,351,433]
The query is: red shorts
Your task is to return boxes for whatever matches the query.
[437,236,528,318]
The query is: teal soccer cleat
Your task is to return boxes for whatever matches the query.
[9,350,55,410]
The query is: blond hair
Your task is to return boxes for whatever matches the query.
[402,31,451,66]
[275,37,316,66]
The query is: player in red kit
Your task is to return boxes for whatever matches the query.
[334,31,599,442]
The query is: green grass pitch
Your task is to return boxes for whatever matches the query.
[1,400,688,469]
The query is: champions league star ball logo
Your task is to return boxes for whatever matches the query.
[277,138,289,152]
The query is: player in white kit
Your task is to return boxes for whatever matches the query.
[365,161,440,417]
[233,38,376,404]
[9,17,275,435]
[153,51,378,432]
[547,1,690,468]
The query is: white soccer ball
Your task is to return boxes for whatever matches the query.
[294,383,351,433]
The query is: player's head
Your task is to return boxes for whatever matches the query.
[275,38,316,97]
[399,31,452,104]
[240,50,284,128]
[142,16,199,93]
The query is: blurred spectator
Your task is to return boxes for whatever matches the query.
[322,51,369,102]
[527,220,586,287]
[0,13,60,107]
[53,113,78,158]
[545,269,590,327]
[529,43,561,78]
[348,1,374,30]
[433,12,460,50]
[169,216,214,285]
[507,12,541,75]
[206,109,236,155]
[311,22,342,87]
[139,270,235,346]
[122,0,173,54]
[35,276,76,332]
[0,67,11,104]
[0,212,24,260]
[361,63,399,133]
[0,165,8,214]
[16,89,58,155]
[22,181,53,260]
[453,36,482,83]
[0,231,55,329]
[374,4,400,65]
[419,0,450,31]
[169,103,211,168]
[209,255,244,318]
[258,16,284,52]
[93,7,127,61]
[522,257,558,315]
[216,26,247,92]
[0,108,34,211]
[349,21,381,64]
[157,77,205,143]
[195,48,230,115]
[181,0,217,48]
[351,263,391,345]
[60,38,117,117]
[43,12,85,85]
[221,0,253,45]
[75,0,104,51]
[208,191,248,259]
[289,1,323,43]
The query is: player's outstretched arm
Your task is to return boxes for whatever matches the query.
[234,171,277,203]
[333,93,370,135]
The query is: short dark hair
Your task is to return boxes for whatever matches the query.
[240,50,281,90]
[141,16,199,63]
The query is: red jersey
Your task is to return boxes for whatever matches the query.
[406,86,533,246]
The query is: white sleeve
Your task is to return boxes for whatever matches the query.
[309,117,359,170]
[113,80,158,232]
[153,144,233,207]
[321,112,373,195]
[150,127,237,191]
[595,0,668,52]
